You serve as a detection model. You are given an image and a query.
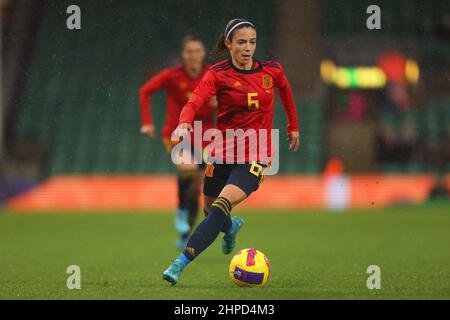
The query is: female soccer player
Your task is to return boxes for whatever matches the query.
[163,19,300,285]
[139,35,215,250]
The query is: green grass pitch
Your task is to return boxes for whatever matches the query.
[0,204,449,299]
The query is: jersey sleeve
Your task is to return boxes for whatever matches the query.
[179,70,218,125]
[275,63,299,133]
[274,62,288,89]
[138,69,170,125]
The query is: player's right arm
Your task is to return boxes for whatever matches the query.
[175,70,217,136]
[138,69,170,137]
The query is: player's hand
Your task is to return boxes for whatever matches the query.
[287,131,300,152]
[140,125,156,138]
[172,123,193,142]
[208,96,218,108]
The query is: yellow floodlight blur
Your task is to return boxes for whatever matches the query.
[321,59,394,89]
[405,59,420,84]
[355,67,386,88]
[333,67,352,89]
[320,59,336,83]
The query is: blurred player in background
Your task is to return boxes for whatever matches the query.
[163,19,300,285]
[139,35,216,250]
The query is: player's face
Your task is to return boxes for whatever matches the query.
[226,27,257,67]
[182,40,206,69]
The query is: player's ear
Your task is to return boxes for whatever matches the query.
[224,39,232,49]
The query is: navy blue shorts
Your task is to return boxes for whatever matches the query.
[203,162,269,198]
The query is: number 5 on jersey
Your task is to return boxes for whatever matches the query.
[247,93,259,110]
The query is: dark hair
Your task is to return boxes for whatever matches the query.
[181,34,204,50]
[212,18,256,57]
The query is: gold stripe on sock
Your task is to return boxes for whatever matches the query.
[215,198,232,212]
[212,202,229,215]
[212,202,230,215]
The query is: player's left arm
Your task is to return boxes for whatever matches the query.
[275,63,300,152]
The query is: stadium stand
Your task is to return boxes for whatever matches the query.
[8,0,449,178]
[11,0,325,176]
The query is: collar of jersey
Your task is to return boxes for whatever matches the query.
[228,58,262,74]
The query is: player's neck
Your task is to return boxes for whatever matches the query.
[184,65,203,79]
[231,57,254,71]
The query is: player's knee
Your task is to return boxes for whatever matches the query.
[177,166,198,178]
[218,185,247,209]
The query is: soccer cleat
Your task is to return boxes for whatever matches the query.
[175,237,188,251]
[222,217,245,255]
[162,259,185,286]
[174,208,190,234]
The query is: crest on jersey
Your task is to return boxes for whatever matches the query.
[262,75,274,90]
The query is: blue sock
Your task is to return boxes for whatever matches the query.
[177,175,190,209]
[182,197,232,260]
[203,209,232,233]
[177,253,191,267]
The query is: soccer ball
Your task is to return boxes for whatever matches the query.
[229,248,270,287]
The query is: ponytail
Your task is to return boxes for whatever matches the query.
[212,32,227,57]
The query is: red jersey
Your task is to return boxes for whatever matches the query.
[139,64,215,139]
[179,59,299,163]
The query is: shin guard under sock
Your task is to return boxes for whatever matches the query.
[183,197,232,260]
